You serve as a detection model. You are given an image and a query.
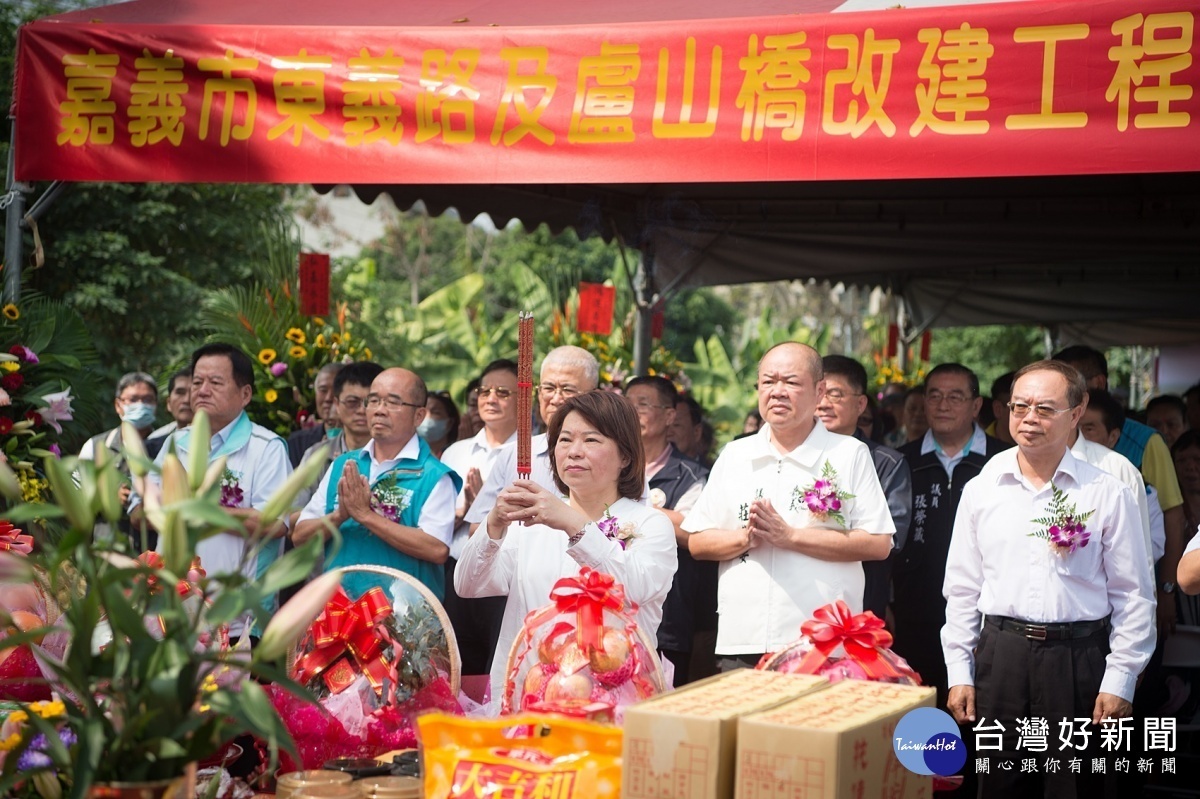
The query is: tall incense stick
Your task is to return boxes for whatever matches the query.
[516,312,534,480]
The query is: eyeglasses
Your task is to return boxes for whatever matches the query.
[366,394,424,411]
[631,401,671,412]
[538,383,581,399]
[337,396,369,411]
[477,386,514,400]
[1007,401,1077,419]
[925,391,973,407]
[823,389,863,404]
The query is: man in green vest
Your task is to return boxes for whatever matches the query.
[293,367,461,599]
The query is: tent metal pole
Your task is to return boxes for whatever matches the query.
[632,248,652,377]
[3,120,29,303]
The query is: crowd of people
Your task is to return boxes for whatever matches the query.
[80,339,1200,796]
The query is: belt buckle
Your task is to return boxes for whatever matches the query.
[1024,624,1048,641]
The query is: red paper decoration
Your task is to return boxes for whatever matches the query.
[577,283,616,335]
[299,252,330,317]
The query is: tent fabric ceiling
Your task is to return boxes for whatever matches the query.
[337,171,1200,345]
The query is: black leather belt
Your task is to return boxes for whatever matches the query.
[985,615,1109,642]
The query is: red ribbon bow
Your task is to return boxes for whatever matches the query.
[293,586,396,695]
[796,600,901,680]
[0,521,33,556]
[549,568,626,654]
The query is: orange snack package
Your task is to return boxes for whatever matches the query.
[418,713,622,799]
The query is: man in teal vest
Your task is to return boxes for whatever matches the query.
[294,368,461,599]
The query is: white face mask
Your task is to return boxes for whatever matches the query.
[121,402,157,430]
[417,417,449,442]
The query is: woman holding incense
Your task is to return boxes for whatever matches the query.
[454,390,678,702]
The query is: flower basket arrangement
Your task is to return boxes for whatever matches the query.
[757,600,921,685]
[0,412,336,797]
[503,568,667,723]
[274,565,462,771]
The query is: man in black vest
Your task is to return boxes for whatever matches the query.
[893,362,1009,702]
[625,376,712,686]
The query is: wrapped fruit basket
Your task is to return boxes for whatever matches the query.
[503,567,667,723]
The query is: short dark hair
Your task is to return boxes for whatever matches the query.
[1185,382,1200,401]
[821,355,868,395]
[1172,428,1200,458]
[1014,360,1086,409]
[480,358,518,383]
[624,375,678,407]
[675,395,704,426]
[1146,394,1186,420]
[168,368,191,392]
[1053,345,1108,381]
[1085,388,1125,433]
[190,343,254,391]
[334,361,384,396]
[990,371,1015,402]
[547,391,645,500]
[926,363,980,397]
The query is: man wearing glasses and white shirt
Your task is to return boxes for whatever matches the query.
[942,360,1154,798]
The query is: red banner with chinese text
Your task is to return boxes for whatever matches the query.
[13,0,1200,184]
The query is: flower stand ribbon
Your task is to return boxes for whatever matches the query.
[795,600,906,680]
[292,586,399,695]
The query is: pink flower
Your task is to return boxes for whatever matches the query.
[270,362,288,377]
[18,347,37,364]
[0,388,9,407]
[37,388,74,434]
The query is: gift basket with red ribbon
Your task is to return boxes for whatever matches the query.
[757,600,920,685]
[503,567,667,723]
[273,565,462,770]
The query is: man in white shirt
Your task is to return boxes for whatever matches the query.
[441,359,519,675]
[942,360,1155,797]
[133,344,292,641]
[465,346,600,527]
[684,342,895,668]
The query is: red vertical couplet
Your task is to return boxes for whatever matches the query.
[577,283,616,336]
[920,330,931,362]
[886,324,899,359]
[298,252,330,316]
[516,312,534,480]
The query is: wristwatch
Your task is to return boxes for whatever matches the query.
[1160,581,1177,595]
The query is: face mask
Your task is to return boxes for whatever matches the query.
[121,402,157,430]
[417,417,449,442]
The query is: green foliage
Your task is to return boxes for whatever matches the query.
[0,293,108,471]
[200,220,378,435]
[927,324,1046,394]
[24,183,292,386]
[0,419,332,796]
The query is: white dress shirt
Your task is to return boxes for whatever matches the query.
[464,434,556,525]
[682,422,895,655]
[941,447,1156,701]
[297,436,457,547]
[454,496,677,705]
[440,428,517,559]
[1070,434,1153,574]
[921,424,987,476]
